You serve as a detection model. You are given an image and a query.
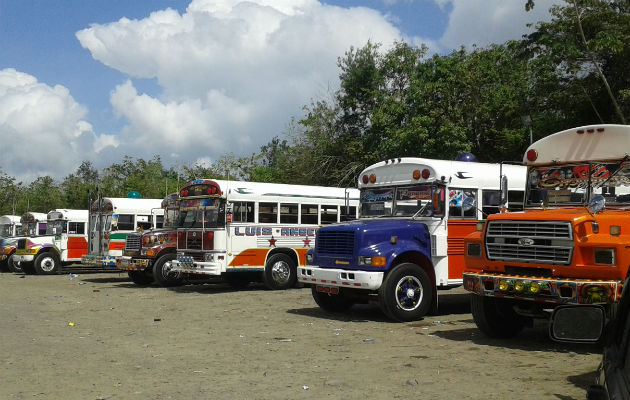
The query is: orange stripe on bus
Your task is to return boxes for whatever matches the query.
[109,242,126,251]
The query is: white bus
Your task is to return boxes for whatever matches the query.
[0,215,21,238]
[2,212,48,273]
[298,157,527,321]
[14,209,89,274]
[170,179,359,289]
[82,197,165,268]
[0,215,22,272]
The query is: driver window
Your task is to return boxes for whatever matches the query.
[449,189,477,219]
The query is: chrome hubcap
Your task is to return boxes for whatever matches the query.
[271,260,291,284]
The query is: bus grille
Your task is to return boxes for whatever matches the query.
[316,231,355,255]
[125,233,142,251]
[485,220,573,265]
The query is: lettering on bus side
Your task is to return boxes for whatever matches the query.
[234,227,316,236]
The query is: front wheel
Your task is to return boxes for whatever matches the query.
[263,253,296,290]
[7,254,22,273]
[34,252,61,275]
[311,287,354,312]
[379,263,433,322]
[470,294,526,338]
[128,270,153,286]
[153,253,183,287]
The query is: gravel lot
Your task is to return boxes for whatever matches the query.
[0,270,600,399]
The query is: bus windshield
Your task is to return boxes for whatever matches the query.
[46,220,67,235]
[0,224,12,237]
[177,198,225,229]
[526,161,630,207]
[360,185,445,218]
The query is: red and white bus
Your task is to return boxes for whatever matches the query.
[170,179,359,289]
[14,209,89,274]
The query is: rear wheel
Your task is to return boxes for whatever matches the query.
[379,263,433,322]
[153,253,182,287]
[263,253,296,290]
[34,252,61,275]
[128,270,153,286]
[311,287,354,312]
[470,294,526,338]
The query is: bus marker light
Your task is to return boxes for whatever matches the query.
[611,225,621,236]
[369,174,376,183]
[514,280,525,292]
[526,149,538,162]
[498,280,509,292]
[412,170,420,180]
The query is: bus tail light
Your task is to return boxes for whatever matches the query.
[421,169,430,179]
[203,232,214,250]
[362,175,369,184]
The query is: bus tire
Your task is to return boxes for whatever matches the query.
[7,254,22,273]
[128,270,153,286]
[470,294,526,338]
[311,287,354,312]
[34,252,61,275]
[263,253,296,290]
[153,253,182,287]
[379,263,433,322]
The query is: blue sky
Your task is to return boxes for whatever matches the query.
[0,0,556,183]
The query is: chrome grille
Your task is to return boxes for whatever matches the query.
[485,220,573,265]
[316,231,355,255]
[125,233,142,251]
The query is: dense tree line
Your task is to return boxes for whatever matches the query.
[0,0,627,216]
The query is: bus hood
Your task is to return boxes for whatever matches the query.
[488,207,627,225]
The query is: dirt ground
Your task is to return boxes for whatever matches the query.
[0,270,601,400]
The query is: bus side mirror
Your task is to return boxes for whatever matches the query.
[500,175,508,208]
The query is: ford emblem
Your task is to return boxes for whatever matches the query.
[518,237,535,246]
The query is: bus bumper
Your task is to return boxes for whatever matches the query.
[81,255,118,268]
[171,257,225,276]
[462,271,621,305]
[297,266,384,290]
[116,256,150,271]
[13,254,34,263]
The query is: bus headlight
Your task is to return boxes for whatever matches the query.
[359,256,386,267]
[467,243,481,257]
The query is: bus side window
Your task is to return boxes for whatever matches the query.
[482,190,501,216]
[280,203,298,224]
[69,222,85,234]
[136,215,152,231]
[38,223,47,235]
[117,214,135,231]
[155,215,164,228]
[259,202,278,223]
[320,205,338,224]
[301,204,318,224]
[232,202,255,223]
[449,189,477,219]
[507,190,524,211]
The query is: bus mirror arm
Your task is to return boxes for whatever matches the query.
[500,175,508,210]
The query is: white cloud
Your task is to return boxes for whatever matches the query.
[0,68,118,183]
[76,0,426,167]
[437,0,559,50]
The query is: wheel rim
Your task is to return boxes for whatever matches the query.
[395,275,423,311]
[271,260,291,284]
[39,256,57,272]
[9,256,22,272]
[161,260,180,280]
